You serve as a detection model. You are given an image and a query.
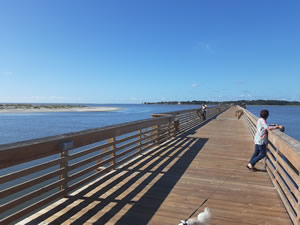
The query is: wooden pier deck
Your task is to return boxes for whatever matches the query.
[18,107,291,225]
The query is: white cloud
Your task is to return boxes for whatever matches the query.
[191,84,199,88]
[240,94,252,98]
[129,97,143,102]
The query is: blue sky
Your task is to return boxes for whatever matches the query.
[1,1,300,104]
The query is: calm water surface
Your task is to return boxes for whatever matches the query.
[0,104,202,145]
[247,105,300,141]
[0,104,299,145]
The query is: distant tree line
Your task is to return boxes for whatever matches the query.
[143,100,300,106]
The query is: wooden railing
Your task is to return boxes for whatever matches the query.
[152,106,225,135]
[241,106,300,225]
[0,105,228,224]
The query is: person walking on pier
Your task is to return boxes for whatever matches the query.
[247,109,283,171]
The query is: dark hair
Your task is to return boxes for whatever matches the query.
[260,110,269,120]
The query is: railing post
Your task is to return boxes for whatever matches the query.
[274,146,279,173]
[97,138,115,170]
[138,129,142,154]
[59,141,73,192]
[297,175,300,223]
[151,115,162,144]
[103,137,116,169]
[144,128,149,149]
[157,124,164,144]
[168,120,171,138]
[60,150,69,191]
[111,137,116,169]
[151,125,159,146]
[170,118,175,137]
[174,118,179,133]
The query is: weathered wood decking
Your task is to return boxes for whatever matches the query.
[19,107,291,225]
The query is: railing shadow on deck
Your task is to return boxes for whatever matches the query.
[179,113,220,137]
[1,105,229,224]
[25,135,208,225]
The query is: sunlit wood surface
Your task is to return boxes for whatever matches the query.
[18,107,291,225]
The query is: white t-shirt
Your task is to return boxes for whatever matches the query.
[254,118,268,145]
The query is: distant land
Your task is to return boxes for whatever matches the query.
[143,100,300,106]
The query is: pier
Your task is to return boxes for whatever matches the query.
[1,106,299,224]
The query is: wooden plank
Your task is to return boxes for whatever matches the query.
[1,190,66,225]
[116,151,140,167]
[276,163,299,209]
[274,166,298,213]
[276,153,300,187]
[116,138,140,152]
[0,116,171,169]
[68,164,115,193]
[116,132,140,145]
[0,179,65,214]
[0,158,63,184]
[69,151,112,171]
[116,145,139,159]
[267,166,298,225]
[13,106,293,225]
[269,133,300,171]
[0,168,64,198]
[69,157,114,181]
[68,141,114,161]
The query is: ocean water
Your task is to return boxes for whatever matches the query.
[0,104,299,145]
[0,104,202,145]
[246,105,300,141]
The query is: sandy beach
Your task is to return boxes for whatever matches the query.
[0,106,122,113]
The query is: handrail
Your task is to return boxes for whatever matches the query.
[240,106,300,225]
[152,105,226,135]
[0,105,229,224]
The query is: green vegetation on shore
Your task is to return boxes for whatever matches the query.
[143,100,300,106]
[0,104,86,109]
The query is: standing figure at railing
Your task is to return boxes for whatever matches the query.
[201,103,207,120]
[247,109,284,171]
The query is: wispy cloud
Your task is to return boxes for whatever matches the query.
[2,71,13,77]
[23,96,70,101]
[240,90,253,99]
[129,97,143,102]
[0,96,81,103]
[191,84,199,88]
[240,94,252,98]
[235,80,244,87]
[196,42,215,54]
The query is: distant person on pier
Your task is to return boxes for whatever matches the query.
[247,109,284,171]
[201,103,207,120]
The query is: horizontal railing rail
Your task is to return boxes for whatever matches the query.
[0,105,229,224]
[240,106,300,225]
[152,105,226,135]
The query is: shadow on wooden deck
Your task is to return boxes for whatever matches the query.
[25,125,210,225]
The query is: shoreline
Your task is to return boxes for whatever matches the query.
[0,106,123,113]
